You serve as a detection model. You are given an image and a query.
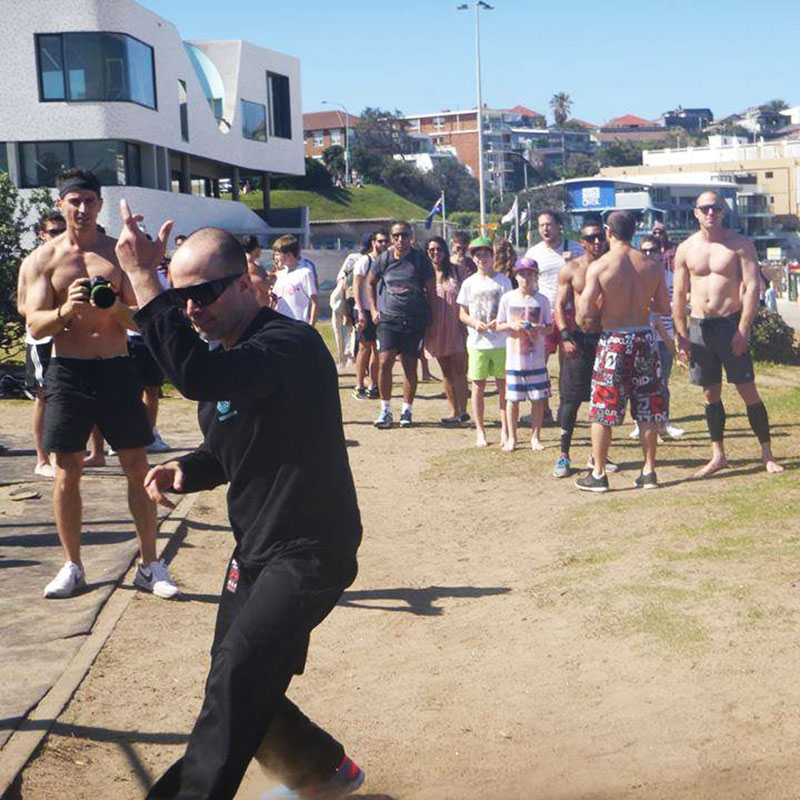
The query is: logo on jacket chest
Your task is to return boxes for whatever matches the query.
[216,400,238,421]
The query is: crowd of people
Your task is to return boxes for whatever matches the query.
[331,199,783,490]
[8,165,786,799]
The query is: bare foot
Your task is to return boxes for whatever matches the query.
[502,439,516,452]
[694,456,728,478]
[84,454,106,467]
[34,462,55,479]
[763,458,784,474]
[530,438,545,452]
[476,432,488,448]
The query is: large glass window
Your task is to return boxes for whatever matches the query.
[241,100,267,142]
[19,140,141,188]
[35,33,156,109]
[267,72,292,139]
[179,80,189,141]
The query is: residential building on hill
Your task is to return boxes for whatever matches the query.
[595,113,668,144]
[0,0,305,243]
[303,110,360,160]
[660,107,714,132]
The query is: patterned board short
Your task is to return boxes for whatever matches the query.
[588,329,666,427]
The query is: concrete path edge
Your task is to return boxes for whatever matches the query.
[0,492,201,800]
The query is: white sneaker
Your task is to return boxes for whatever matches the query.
[147,430,171,453]
[661,422,685,439]
[44,561,86,599]
[134,560,179,599]
[628,424,640,440]
[587,456,620,473]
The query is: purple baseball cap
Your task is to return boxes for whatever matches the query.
[514,257,539,273]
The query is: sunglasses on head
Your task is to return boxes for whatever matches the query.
[697,203,725,214]
[171,273,239,308]
[582,233,605,243]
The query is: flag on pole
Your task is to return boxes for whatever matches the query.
[425,194,444,229]
[501,196,518,226]
[519,207,529,227]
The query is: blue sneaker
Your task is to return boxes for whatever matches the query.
[374,409,393,429]
[552,454,571,478]
[260,755,364,799]
[399,409,412,427]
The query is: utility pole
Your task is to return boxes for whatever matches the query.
[458,2,494,232]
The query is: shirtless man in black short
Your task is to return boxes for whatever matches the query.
[552,218,619,478]
[673,190,783,476]
[24,168,178,599]
[575,211,669,492]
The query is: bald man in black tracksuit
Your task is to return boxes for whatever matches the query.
[114,215,363,800]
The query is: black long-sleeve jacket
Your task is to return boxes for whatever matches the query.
[135,294,362,568]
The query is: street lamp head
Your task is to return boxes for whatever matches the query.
[456,4,468,9]
[478,1,494,8]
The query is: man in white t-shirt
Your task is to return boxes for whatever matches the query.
[272,235,318,325]
[524,209,583,423]
[352,230,390,398]
[457,236,512,448]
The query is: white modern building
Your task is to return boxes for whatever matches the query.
[0,0,306,242]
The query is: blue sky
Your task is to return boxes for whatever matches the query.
[142,0,798,125]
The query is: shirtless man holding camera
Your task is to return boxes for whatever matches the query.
[24,167,177,599]
[673,189,783,477]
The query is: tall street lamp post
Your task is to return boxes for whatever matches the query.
[457,1,493,232]
[322,100,351,184]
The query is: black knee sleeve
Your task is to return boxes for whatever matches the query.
[559,399,581,454]
[705,401,726,442]
[746,401,771,445]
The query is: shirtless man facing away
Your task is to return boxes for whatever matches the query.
[673,190,782,476]
[25,168,178,599]
[576,211,669,492]
[552,218,619,478]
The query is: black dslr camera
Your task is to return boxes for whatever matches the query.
[89,276,116,309]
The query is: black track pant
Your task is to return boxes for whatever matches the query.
[147,551,358,800]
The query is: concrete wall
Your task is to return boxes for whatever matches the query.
[1,0,304,176]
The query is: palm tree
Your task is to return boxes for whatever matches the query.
[550,92,572,128]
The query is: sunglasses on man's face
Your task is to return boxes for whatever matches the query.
[171,273,239,308]
[391,231,410,240]
[642,248,658,256]
[582,233,605,243]
[697,203,725,214]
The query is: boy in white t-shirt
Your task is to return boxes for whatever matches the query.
[496,258,552,451]
[457,237,512,447]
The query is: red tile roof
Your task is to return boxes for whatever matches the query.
[566,118,599,130]
[506,104,545,118]
[303,111,361,131]
[604,113,656,128]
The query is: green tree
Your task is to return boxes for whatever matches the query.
[0,174,55,351]
[273,157,332,191]
[321,145,346,179]
[762,99,789,113]
[429,158,479,212]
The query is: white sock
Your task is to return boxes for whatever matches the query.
[402,402,412,414]
[592,469,605,479]
[381,400,391,413]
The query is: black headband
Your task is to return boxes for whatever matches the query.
[58,176,101,199]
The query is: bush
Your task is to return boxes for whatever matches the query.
[750,308,799,364]
[273,158,332,191]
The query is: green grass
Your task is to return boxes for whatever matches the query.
[224,186,428,221]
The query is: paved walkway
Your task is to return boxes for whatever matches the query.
[0,425,201,751]
[777,297,800,331]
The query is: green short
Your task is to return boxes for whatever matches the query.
[467,347,506,381]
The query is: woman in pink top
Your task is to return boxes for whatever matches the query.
[424,236,469,425]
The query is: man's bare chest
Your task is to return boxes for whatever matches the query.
[51,252,121,297]
[688,244,739,281]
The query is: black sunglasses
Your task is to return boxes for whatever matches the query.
[697,203,725,214]
[391,231,411,239]
[171,273,239,307]
[582,233,605,243]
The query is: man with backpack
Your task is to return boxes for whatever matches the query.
[366,221,436,428]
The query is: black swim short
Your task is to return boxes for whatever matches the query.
[353,309,377,354]
[376,318,426,357]
[25,341,52,393]
[43,356,153,453]
[559,330,600,403]
[128,335,164,387]
[689,313,755,387]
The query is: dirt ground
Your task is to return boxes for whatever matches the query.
[9,352,800,799]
